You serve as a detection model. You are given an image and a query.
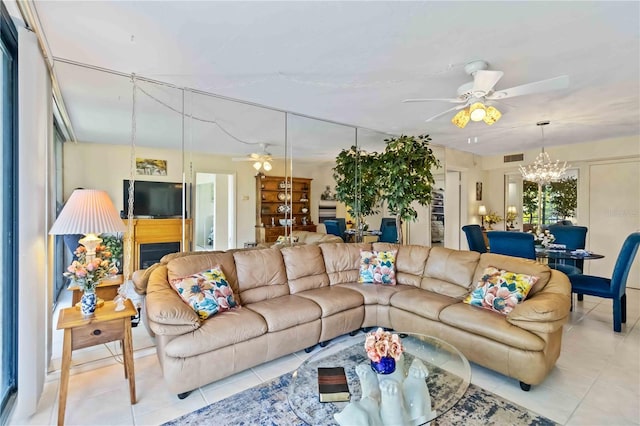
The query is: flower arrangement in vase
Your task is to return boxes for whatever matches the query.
[64,244,118,316]
[483,210,503,230]
[530,229,555,248]
[364,328,404,374]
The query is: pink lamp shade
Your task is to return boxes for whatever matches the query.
[49,189,125,262]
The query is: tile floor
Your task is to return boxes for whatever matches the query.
[8,288,640,426]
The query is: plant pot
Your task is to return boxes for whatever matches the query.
[370,356,396,375]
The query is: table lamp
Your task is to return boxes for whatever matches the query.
[49,189,126,262]
[478,205,487,229]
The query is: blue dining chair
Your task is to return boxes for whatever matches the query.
[569,232,640,332]
[486,231,536,260]
[324,220,344,241]
[462,224,487,254]
[378,218,398,243]
[547,225,588,276]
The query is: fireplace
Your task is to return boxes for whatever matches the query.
[139,242,180,269]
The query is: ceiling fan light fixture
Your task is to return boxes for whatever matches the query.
[483,106,501,125]
[253,161,262,171]
[469,102,486,122]
[452,108,470,128]
[262,161,272,171]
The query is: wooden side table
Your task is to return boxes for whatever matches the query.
[56,299,137,426]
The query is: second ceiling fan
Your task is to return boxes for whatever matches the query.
[402,60,569,128]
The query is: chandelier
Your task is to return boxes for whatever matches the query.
[519,121,569,185]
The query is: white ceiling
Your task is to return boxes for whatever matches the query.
[31,1,640,159]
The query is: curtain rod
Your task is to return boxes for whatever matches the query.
[52,56,397,138]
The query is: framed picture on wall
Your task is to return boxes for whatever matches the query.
[136,158,167,176]
[476,182,483,201]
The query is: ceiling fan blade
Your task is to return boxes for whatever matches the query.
[231,157,254,162]
[487,75,569,100]
[402,98,465,104]
[472,70,504,94]
[425,103,468,122]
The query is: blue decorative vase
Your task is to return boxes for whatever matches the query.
[81,289,97,317]
[371,356,396,375]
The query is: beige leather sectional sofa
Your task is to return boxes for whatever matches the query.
[140,242,571,398]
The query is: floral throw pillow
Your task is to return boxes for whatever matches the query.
[464,266,539,315]
[170,266,239,320]
[358,250,397,285]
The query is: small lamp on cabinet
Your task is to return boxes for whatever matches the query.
[478,205,487,229]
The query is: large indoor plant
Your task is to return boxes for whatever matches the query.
[333,145,381,225]
[377,134,440,244]
[333,134,440,244]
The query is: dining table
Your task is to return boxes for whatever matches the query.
[535,247,605,262]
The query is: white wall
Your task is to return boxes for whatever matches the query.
[14,27,52,419]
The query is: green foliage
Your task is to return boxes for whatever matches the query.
[101,234,123,260]
[550,177,578,219]
[333,135,441,244]
[523,176,578,224]
[377,134,440,224]
[522,181,538,223]
[333,146,380,218]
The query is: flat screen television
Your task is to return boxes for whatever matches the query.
[123,180,186,218]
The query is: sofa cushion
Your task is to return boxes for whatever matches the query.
[358,249,397,285]
[464,267,539,315]
[170,267,239,320]
[294,230,343,245]
[439,303,546,351]
[475,253,551,297]
[281,245,329,293]
[421,247,480,297]
[296,286,363,317]
[233,248,289,304]
[337,282,414,305]
[389,288,460,321]
[246,295,322,332]
[163,307,267,358]
[373,243,430,287]
[321,243,372,285]
[167,252,240,299]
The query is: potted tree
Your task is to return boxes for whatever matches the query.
[333,145,381,230]
[333,135,441,244]
[377,134,440,244]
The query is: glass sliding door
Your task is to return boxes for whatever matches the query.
[0,3,18,422]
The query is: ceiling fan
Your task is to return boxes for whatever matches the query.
[232,143,274,171]
[402,60,569,128]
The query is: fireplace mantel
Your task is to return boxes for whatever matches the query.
[123,218,192,274]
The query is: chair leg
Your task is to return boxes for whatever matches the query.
[613,298,623,332]
[621,293,627,324]
[577,294,584,301]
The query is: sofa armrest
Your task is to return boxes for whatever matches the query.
[132,263,161,295]
[506,270,571,333]
[145,265,201,335]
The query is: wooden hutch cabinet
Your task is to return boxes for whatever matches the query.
[255,175,317,243]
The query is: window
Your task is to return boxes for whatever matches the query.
[0,3,18,421]
[523,170,578,226]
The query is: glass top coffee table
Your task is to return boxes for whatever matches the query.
[288,332,471,425]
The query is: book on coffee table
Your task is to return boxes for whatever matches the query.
[317,367,350,402]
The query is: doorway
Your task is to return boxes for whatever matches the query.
[194,172,236,251]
